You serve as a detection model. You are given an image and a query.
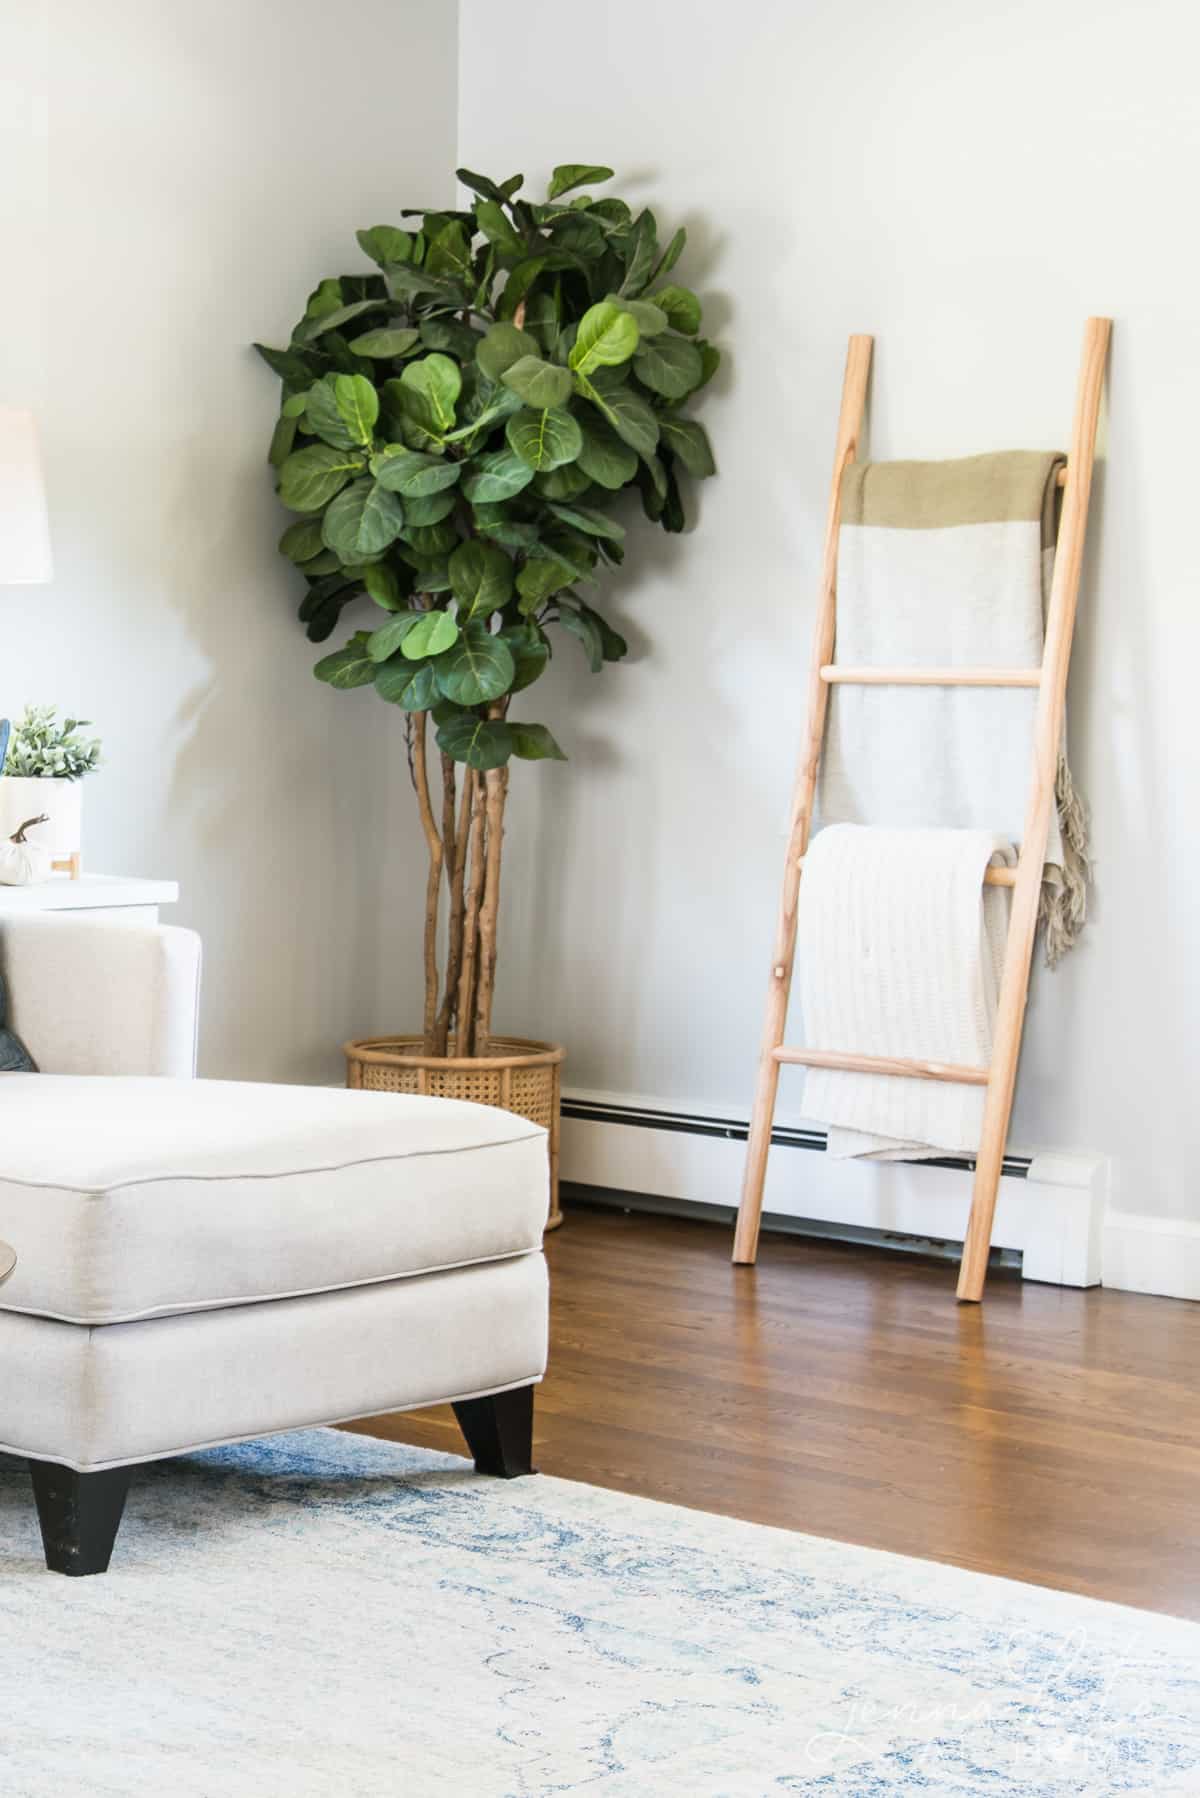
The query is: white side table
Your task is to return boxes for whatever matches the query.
[0,873,178,923]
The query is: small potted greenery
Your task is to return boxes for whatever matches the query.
[255,161,719,1224]
[0,706,101,874]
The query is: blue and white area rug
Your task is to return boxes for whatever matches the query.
[1,1427,1198,1795]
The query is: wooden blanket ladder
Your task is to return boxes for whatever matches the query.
[732,318,1111,1302]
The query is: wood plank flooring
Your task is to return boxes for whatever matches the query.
[346,1204,1200,1619]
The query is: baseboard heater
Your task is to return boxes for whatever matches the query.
[560,1095,1030,1266]
[561,1096,1031,1178]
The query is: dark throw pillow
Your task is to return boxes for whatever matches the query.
[0,972,35,1072]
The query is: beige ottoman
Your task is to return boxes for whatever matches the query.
[0,1072,549,1575]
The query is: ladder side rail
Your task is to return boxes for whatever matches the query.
[732,334,874,1265]
[955,317,1111,1301]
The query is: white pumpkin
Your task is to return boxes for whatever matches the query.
[0,815,52,886]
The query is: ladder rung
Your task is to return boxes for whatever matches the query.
[795,855,1017,888]
[820,665,1042,687]
[773,1047,990,1085]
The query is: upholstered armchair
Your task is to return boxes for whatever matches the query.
[0,914,549,1575]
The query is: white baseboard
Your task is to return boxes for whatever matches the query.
[560,1088,1108,1289]
[1102,1211,1200,1301]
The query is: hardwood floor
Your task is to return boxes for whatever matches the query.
[346,1204,1200,1619]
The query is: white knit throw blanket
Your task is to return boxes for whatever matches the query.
[798,825,1016,1160]
[817,451,1089,965]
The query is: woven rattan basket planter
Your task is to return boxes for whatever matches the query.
[344,1035,566,1231]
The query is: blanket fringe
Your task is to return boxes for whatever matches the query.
[1039,746,1091,966]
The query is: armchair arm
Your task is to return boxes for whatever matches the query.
[0,915,201,1077]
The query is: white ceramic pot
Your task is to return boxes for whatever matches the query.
[0,776,83,859]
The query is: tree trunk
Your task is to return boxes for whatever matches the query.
[474,762,509,1055]
[411,713,443,1055]
[455,771,488,1057]
[433,754,468,1057]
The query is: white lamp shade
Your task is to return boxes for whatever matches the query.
[0,408,52,585]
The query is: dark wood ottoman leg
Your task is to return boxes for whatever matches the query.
[452,1384,536,1478]
[28,1459,134,1576]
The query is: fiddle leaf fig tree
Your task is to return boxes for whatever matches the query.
[255,162,719,1058]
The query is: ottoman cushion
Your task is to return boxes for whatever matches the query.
[0,1075,548,1325]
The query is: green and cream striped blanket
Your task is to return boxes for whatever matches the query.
[817,450,1089,963]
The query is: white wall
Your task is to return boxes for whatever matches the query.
[458,0,1200,1230]
[0,0,455,1080]
[5,0,1197,1248]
